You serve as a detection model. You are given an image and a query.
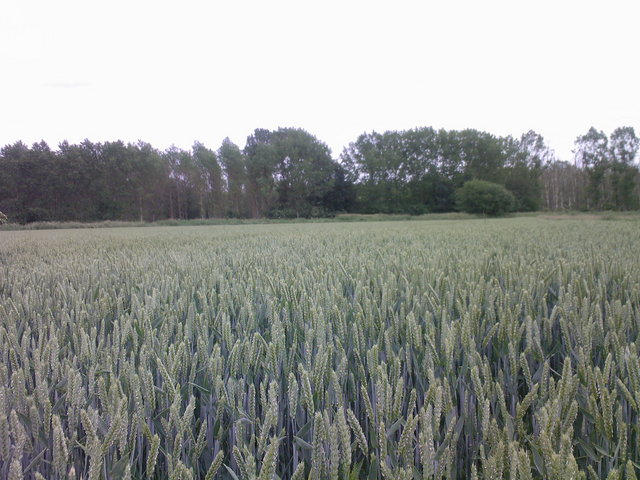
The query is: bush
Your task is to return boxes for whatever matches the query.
[456,180,515,216]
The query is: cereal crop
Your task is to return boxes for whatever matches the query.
[1,218,639,479]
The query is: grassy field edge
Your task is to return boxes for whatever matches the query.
[2,210,639,231]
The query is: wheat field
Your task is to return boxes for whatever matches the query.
[1,218,639,479]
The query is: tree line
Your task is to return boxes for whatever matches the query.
[0,126,638,223]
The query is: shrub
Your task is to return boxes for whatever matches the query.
[456,179,515,216]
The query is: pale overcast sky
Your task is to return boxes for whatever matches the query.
[1,0,638,161]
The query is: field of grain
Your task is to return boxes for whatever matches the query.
[1,218,639,479]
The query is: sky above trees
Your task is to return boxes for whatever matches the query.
[1,0,638,161]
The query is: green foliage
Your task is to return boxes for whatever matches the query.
[574,126,640,210]
[0,134,352,224]
[456,179,515,215]
[244,127,340,218]
[341,127,555,215]
[1,126,638,225]
[501,131,546,211]
[218,138,248,218]
[341,128,461,214]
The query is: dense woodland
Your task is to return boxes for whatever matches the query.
[0,126,638,223]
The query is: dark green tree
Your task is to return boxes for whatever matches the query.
[609,127,639,210]
[501,131,549,211]
[457,129,506,184]
[456,179,515,216]
[574,127,609,209]
[272,129,336,217]
[218,138,247,218]
[192,142,225,218]
[342,128,503,214]
[244,129,279,218]
[0,141,61,222]
[323,164,355,213]
[128,142,168,221]
[56,140,100,221]
[0,141,31,222]
[245,128,338,218]
[164,146,197,219]
[341,130,443,213]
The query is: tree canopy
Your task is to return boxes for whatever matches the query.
[1,126,638,224]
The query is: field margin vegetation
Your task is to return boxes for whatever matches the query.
[1,211,639,231]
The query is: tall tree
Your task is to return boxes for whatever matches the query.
[501,131,549,211]
[341,131,402,213]
[0,142,31,221]
[56,140,102,220]
[456,129,506,184]
[342,128,506,213]
[218,138,247,217]
[322,163,355,213]
[574,127,609,209]
[271,128,336,217]
[128,141,168,221]
[244,129,279,218]
[164,146,195,219]
[244,128,338,217]
[192,142,224,218]
[609,127,639,209]
[610,126,639,165]
[100,140,138,219]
